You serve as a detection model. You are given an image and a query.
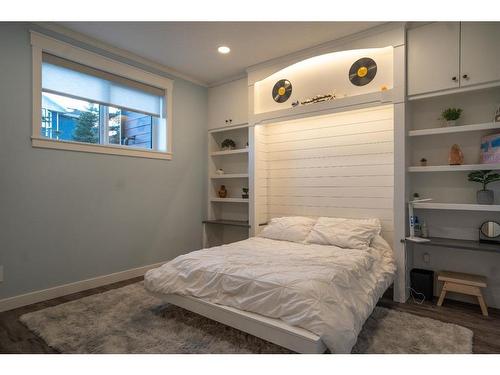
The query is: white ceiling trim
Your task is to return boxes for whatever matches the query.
[32,22,209,87]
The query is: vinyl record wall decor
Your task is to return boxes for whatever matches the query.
[349,57,377,86]
[272,79,292,103]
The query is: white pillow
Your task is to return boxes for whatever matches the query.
[305,217,381,250]
[259,216,317,243]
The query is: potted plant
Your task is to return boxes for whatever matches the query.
[441,108,462,127]
[242,187,249,199]
[221,139,236,151]
[468,170,500,204]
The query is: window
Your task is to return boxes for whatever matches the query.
[31,32,173,160]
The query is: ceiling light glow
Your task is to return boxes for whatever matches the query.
[218,46,230,54]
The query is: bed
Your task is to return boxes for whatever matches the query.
[144,217,396,354]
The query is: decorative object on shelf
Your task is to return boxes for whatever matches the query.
[479,221,500,244]
[413,216,422,237]
[245,142,249,148]
[441,107,462,127]
[218,185,228,198]
[480,133,500,164]
[241,187,249,199]
[494,104,500,123]
[380,85,388,91]
[221,139,236,151]
[421,220,429,238]
[413,192,420,199]
[349,57,377,86]
[420,158,427,166]
[468,170,500,205]
[300,93,336,106]
[291,100,299,107]
[407,197,432,243]
[448,144,464,165]
[272,79,292,103]
[215,168,224,175]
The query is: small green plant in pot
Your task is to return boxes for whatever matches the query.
[221,138,236,150]
[441,108,462,127]
[468,170,500,204]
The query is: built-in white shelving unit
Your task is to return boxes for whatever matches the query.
[204,124,250,247]
[406,71,500,294]
[210,173,249,179]
[409,163,500,172]
[409,122,499,137]
[202,219,250,228]
[413,202,500,212]
[210,197,249,203]
[210,149,249,156]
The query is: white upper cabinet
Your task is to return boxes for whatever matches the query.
[460,22,500,87]
[407,22,460,96]
[208,78,248,130]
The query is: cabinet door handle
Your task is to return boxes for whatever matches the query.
[462,74,469,80]
[452,76,457,82]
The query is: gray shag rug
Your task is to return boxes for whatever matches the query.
[20,282,473,354]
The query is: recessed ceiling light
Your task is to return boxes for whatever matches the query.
[218,46,230,54]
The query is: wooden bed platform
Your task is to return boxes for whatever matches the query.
[158,294,327,354]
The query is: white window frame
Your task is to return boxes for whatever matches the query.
[31,31,174,160]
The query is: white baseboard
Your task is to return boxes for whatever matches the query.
[0,261,166,313]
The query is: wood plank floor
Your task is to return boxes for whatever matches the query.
[1,278,499,353]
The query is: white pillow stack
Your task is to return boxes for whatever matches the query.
[259,216,317,243]
[305,217,381,250]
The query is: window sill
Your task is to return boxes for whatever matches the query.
[31,137,172,160]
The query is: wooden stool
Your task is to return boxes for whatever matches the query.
[437,271,488,316]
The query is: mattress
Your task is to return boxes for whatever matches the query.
[144,235,396,353]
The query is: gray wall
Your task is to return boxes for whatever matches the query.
[0,23,208,299]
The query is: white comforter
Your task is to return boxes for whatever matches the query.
[144,236,396,353]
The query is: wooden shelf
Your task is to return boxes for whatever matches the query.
[210,173,248,179]
[409,237,500,253]
[409,163,500,172]
[413,202,500,212]
[210,149,249,156]
[202,219,250,228]
[210,197,249,203]
[409,122,499,137]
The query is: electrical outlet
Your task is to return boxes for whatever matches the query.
[0,265,3,282]
[423,253,430,264]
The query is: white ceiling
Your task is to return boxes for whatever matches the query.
[60,22,384,86]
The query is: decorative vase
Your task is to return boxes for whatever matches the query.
[445,120,457,127]
[215,168,224,175]
[449,144,464,165]
[477,189,494,205]
[218,185,227,198]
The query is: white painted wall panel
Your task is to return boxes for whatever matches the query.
[259,105,394,242]
[267,143,394,161]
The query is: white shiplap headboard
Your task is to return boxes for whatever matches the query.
[255,105,394,244]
